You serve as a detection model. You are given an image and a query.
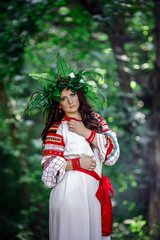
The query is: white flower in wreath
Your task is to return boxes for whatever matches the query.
[69,72,75,78]
[80,79,84,83]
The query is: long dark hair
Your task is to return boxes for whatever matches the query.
[41,89,102,143]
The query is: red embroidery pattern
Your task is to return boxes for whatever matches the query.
[43,150,63,157]
[94,112,120,165]
[62,115,82,122]
[45,133,64,146]
[41,122,67,188]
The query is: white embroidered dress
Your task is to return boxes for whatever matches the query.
[41,114,120,240]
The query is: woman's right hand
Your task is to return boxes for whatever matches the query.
[80,156,96,171]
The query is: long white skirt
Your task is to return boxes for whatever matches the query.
[49,171,111,240]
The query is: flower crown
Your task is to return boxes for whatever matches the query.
[23,52,104,121]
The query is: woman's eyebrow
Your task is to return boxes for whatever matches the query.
[60,95,67,98]
[61,93,73,98]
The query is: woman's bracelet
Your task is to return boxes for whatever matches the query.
[86,130,96,143]
[71,157,81,170]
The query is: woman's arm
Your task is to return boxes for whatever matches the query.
[67,115,120,166]
[42,123,97,187]
[41,124,67,188]
[65,156,97,172]
[95,113,120,166]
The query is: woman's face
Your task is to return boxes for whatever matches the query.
[59,88,80,116]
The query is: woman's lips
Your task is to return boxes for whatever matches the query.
[70,105,75,109]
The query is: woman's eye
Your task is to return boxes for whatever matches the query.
[61,97,66,101]
[71,93,75,97]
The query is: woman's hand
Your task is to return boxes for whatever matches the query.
[68,120,91,138]
[80,156,96,171]
[68,119,98,148]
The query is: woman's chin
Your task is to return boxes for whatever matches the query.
[65,109,79,115]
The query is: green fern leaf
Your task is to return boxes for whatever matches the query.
[26,93,48,113]
[56,53,71,77]
[85,88,103,109]
[22,91,41,117]
[81,70,102,79]
[53,88,60,97]
[29,73,58,87]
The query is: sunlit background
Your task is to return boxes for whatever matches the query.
[0,0,160,239]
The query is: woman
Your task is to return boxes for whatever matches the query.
[25,53,120,240]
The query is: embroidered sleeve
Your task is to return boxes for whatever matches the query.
[95,113,120,166]
[41,123,67,188]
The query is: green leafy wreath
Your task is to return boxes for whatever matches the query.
[23,52,104,120]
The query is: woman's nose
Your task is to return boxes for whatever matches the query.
[68,97,73,104]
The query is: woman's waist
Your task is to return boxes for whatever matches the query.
[64,153,94,160]
[58,170,100,189]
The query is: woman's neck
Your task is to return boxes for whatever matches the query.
[65,112,82,120]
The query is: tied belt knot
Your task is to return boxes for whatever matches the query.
[76,169,114,236]
[96,173,114,205]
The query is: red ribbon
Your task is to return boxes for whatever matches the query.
[76,169,113,236]
[96,173,113,236]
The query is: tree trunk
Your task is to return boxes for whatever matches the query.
[107,24,132,94]
[147,0,160,237]
[0,80,44,239]
[79,0,133,101]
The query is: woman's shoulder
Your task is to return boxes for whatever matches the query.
[45,121,64,145]
[47,120,63,134]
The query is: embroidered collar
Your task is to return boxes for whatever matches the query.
[62,115,82,122]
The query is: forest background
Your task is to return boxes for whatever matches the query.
[0,0,160,239]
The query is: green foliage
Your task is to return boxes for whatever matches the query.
[56,52,71,77]
[29,73,58,87]
[24,52,104,116]
[84,87,103,110]
[81,69,102,79]
[24,92,46,113]
[0,0,158,239]
[112,215,155,240]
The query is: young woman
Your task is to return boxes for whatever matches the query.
[25,53,120,240]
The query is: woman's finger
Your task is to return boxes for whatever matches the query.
[91,159,96,164]
[92,164,96,168]
[68,123,74,128]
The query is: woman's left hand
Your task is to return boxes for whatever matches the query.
[68,120,91,138]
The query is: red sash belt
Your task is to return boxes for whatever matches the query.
[76,168,113,236]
